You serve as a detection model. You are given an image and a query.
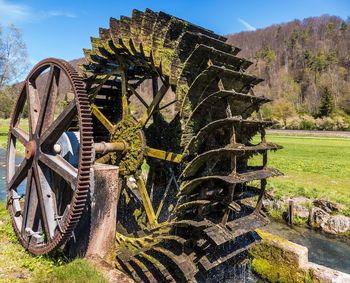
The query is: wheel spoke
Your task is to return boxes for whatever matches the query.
[136,177,157,226]
[139,83,169,126]
[42,67,60,133]
[90,104,115,133]
[155,174,176,219]
[39,153,77,188]
[95,153,111,164]
[21,169,37,234]
[8,158,30,190]
[11,126,29,146]
[33,164,53,241]
[128,85,148,108]
[27,80,41,135]
[158,99,178,111]
[35,65,60,136]
[144,147,183,163]
[40,100,77,145]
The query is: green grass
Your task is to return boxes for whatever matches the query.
[0,119,10,149]
[0,118,29,152]
[252,133,350,216]
[0,203,107,283]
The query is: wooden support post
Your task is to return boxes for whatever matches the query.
[67,164,133,282]
[86,164,121,261]
[66,164,121,262]
[288,200,294,226]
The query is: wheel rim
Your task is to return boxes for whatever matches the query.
[6,58,93,254]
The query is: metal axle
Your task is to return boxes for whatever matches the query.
[94,141,128,154]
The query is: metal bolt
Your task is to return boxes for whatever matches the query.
[53,144,62,154]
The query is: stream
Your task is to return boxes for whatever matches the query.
[0,148,7,200]
[0,148,349,279]
[0,148,26,200]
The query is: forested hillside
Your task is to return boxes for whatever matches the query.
[227,15,350,130]
[2,15,350,130]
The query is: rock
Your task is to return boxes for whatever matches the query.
[262,198,284,212]
[313,199,342,213]
[308,262,350,283]
[310,207,330,227]
[321,215,350,235]
[290,196,312,206]
[272,200,285,210]
[293,204,309,219]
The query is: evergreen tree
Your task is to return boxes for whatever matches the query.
[318,87,334,117]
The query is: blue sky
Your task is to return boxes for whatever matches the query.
[0,0,349,68]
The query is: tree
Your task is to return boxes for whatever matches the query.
[318,86,334,117]
[271,99,296,126]
[340,21,348,32]
[0,86,16,118]
[0,24,28,89]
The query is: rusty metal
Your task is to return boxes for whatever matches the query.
[94,141,128,154]
[24,140,37,160]
[6,58,93,254]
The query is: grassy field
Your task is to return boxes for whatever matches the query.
[0,203,107,283]
[0,118,29,153]
[255,133,350,216]
[0,119,10,149]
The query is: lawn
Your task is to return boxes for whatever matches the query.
[0,118,28,152]
[0,203,107,283]
[0,119,10,149]
[256,133,350,216]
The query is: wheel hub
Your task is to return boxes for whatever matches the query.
[25,140,37,159]
[109,116,144,176]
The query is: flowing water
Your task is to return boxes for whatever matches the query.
[0,148,7,200]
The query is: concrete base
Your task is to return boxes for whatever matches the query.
[250,229,350,283]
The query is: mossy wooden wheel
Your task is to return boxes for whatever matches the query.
[82,8,282,282]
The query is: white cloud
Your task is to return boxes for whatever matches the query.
[0,0,77,24]
[0,0,31,22]
[238,18,256,31]
[47,10,77,18]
